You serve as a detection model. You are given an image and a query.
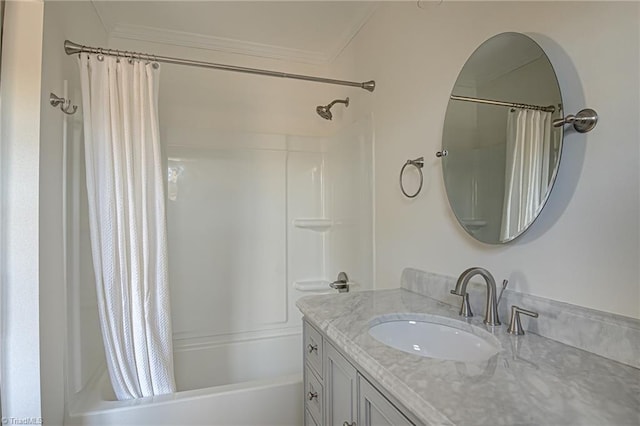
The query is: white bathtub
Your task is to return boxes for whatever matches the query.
[66,332,303,426]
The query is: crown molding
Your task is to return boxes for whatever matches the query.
[90,0,113,35]
[109,24,330,64]
[90,1,378,65]
[324,3,379,63]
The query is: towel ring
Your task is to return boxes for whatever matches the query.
[400,157,424,198]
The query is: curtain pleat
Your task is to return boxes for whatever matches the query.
[500,109,552,242]
[78,54,176,400]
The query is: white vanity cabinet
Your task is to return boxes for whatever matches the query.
[325,342,357,425]
[303,320,415,426]
[358,376,413,426]
[304,320,324,424]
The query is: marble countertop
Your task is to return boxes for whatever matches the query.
[297,289,640,426]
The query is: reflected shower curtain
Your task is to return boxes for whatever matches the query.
[500,108,552,242]
[77,54,176,399]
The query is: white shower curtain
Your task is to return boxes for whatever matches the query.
[500,108,552,242]
[77,54,176,400]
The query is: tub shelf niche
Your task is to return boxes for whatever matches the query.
[293,280,332,292]
[293,279,360,293]
[292,218,332,231]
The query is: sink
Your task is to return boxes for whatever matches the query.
[368,317,500,362]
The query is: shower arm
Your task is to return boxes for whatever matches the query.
[64,40,376,92]
[326,98,350,109]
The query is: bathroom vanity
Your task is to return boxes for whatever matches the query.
[298,270,640,426]
[303,319,415,426]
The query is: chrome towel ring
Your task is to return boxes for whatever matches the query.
[400,157,424,198]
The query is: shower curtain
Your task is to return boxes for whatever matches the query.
[500,108,552,242]
[77,54,176,400]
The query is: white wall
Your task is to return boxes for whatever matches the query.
[40,2,108,421]
[0,0,44,420]
[107,37,353,138]
[342,1,640,319]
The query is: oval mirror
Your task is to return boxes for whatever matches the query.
[441,32,564,244]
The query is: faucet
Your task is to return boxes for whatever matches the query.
[450,267,501,326]
[330,272,350,293]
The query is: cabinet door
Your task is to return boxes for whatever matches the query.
[325,342,358,426]
[358,375,413,426]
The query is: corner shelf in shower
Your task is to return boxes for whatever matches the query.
[293,280,332,292]
[460,218,487,231]
[292,218,333,231]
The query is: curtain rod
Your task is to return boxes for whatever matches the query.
[64,40,375,92]
[450,94,555,113]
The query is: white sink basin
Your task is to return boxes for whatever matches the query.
[368,317,500,362]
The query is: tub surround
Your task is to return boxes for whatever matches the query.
[297,274,640,425]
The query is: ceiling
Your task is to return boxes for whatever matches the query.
[91,1,379,64]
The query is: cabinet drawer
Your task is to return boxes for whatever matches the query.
[305,366,323,424]
[304,321,323,377]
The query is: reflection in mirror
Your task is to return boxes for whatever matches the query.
[442,32,564,244]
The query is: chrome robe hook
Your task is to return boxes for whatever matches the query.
[50,93,77,115]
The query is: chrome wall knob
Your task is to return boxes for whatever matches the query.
[308,391,318,401]
[307,343,318,353]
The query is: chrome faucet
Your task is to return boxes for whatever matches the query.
[450,267,501,326]
[330,272,350,293]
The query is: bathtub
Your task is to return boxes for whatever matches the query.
[66,331,303,425]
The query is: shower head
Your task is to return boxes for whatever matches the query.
[316,105,333,120]
[316,97,349,120]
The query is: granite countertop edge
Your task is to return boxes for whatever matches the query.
[296,289,640,426]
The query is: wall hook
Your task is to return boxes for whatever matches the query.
[50,93,77,115]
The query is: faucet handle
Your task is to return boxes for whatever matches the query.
[507,305,539,335]
[450,290,473,318]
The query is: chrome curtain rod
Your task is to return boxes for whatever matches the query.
[450,95,555,113]
[64,40,375,92]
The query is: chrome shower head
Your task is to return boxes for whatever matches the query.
[316,105,333,120]
[316,97,349,120]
